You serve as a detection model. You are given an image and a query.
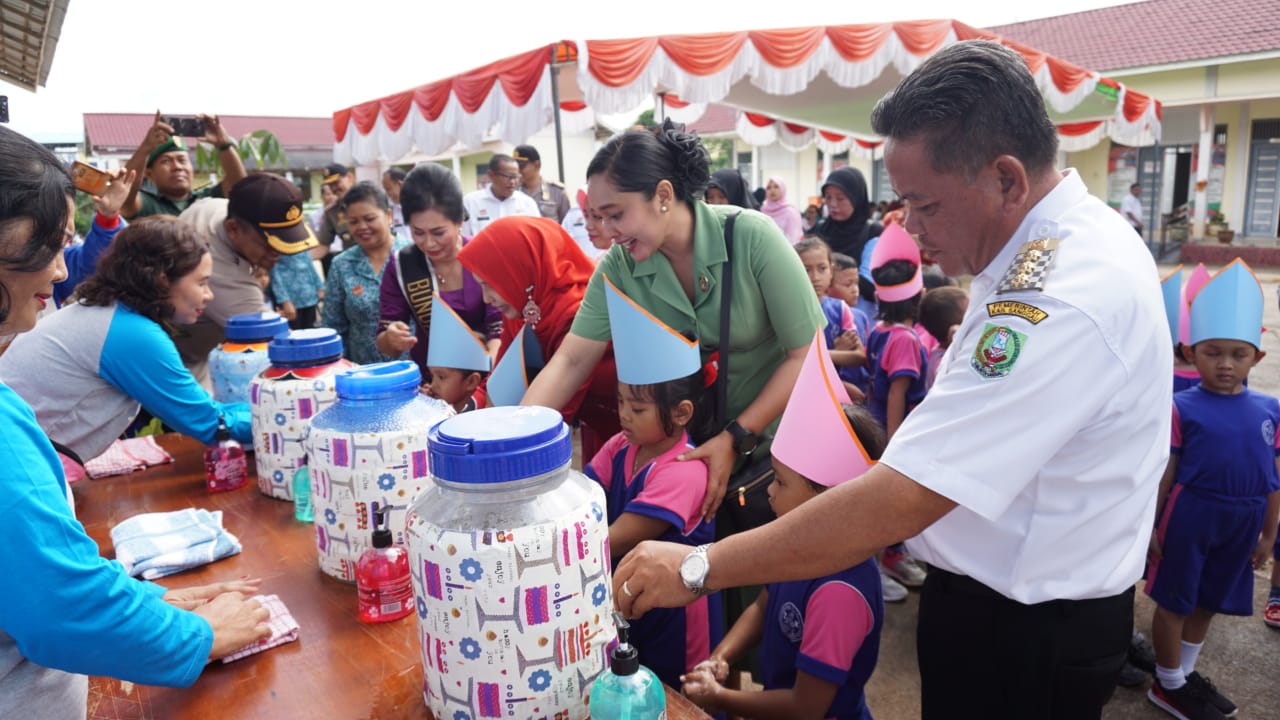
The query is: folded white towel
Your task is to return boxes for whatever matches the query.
[110,508,242,580]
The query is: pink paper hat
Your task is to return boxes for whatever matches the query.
[1159,265,1182,346]
[1189,259,1264,348]
[869,223,923,302]
[1178,263,1212,346]
[576,185,589,210]
[772,332,875,488]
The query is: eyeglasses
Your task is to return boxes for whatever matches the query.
[493,172,520,182]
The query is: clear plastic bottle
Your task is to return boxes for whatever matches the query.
[356,505,413,623]
[203,419,247,493]
[589,613,667,720]
[292,466,313,522]
[209,311,288,404]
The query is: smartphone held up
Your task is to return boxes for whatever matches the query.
[165,115,206,138]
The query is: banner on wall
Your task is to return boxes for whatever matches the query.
[1107,146,1139,209]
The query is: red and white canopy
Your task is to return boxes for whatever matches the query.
[334,20,1160,164]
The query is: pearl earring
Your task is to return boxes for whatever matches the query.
[661,205,668,213]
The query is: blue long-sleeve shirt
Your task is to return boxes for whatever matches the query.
[54,213,123,307]
[0,383,213,717]
[0,301,251,460]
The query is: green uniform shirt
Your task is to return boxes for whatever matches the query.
[572,202,824,447]
[135,181,223,218]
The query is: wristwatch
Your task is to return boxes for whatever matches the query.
[724,420,759,455]
[679,544,712,597]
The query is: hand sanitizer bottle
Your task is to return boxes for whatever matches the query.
[203,418,247,493]
[589,612,666,719]
[356,504,413,623]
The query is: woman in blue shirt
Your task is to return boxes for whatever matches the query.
[0,215,253,462]
[0,124,268,719]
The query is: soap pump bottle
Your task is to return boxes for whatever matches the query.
[203,417,247,493]
[356,504,413,623]
[589,612,666,719]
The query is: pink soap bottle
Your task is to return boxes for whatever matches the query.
[356,505,413,623]
[204,418,247,493]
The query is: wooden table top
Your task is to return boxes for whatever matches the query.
[79,434,710,720]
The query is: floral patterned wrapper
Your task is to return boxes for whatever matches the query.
[249,360,353,501]
[405,489,616,719]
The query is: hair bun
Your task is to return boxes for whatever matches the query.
[657,118,710,199]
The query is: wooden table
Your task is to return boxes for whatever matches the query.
[80,434,710,720]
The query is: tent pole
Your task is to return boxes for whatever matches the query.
[550,48,566,184]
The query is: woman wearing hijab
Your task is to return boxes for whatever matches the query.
[704,168,759,210]
[814,166,882,310]
[457,216,619,458]
[759,176,804,244]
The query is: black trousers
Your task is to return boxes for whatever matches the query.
[917,568,1132,720]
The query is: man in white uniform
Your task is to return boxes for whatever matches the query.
[460,154,539,237]
[1122,182,1145,235]
[613,41,1171,719]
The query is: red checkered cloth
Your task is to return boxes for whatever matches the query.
[218,594,301,663]
[85,437,174,479]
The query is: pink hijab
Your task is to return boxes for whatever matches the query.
[760,176,804,244]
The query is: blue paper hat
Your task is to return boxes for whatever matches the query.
[1189,259,1264,348]
[486,324,543,406]
[1160,265,1182,345]
[603,275,701,385]
[427,296,491,372]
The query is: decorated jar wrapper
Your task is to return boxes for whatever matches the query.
[250,329,353,501]
[210,312,288,404]
[305,362,451,582]
[407,406,615,719]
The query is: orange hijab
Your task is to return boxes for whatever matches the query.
[457,216,596,359]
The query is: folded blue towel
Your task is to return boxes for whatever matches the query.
[109,508,242,580]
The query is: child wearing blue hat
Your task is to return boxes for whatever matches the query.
[585,275,720,690]
[424,296,490,414]
[1145,259,1280,720]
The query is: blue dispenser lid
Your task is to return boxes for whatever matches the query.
[269,328,345,366]
[224,312,289,342]
[429,406,571,484]
[335,361,421,401]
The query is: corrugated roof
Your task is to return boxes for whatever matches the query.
[989,0,1280,72]
[686,104,738,135]
[84,113,334,151]
[0,0,69,91]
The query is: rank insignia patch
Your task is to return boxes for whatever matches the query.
[997,236,1058,294]
[986,301,1049,324]
[971,323,1027,380]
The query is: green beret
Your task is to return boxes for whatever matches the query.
[146,135,187,167]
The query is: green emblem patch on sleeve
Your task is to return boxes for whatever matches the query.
[970,323,1027,380]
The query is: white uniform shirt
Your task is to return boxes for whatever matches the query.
[1120,193,1144,229]
[461,186,540,237]
[883,170,1171,603]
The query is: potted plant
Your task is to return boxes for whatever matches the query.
[1209,213,1233,244]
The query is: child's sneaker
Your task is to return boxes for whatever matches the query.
[1186,672,1238,717]
[880,572,908,603]
[1128,631,1157,673]
[1265,597,1280,628]
[1148,677,1228,720]
[881,547,927,587]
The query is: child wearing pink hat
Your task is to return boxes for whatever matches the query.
[865,222,929,438]
[681,332,885,719]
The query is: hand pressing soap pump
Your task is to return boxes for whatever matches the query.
[589,612,666,719]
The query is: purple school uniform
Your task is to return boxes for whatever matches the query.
[1145,386,1280,616]
[821,296,871,392]
[585,431,721,689]
[1172,367,1200,393]
[760,558,883,720]
[866,324,928,428]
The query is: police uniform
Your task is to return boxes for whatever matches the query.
[460,186,540,238]
[521,180,570,223]
[879,170,1172,717]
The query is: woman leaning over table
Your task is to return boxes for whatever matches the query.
[521,120,823,522]
[0,215,252,464]
[457,215,621,459]
[0,125,267,719]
